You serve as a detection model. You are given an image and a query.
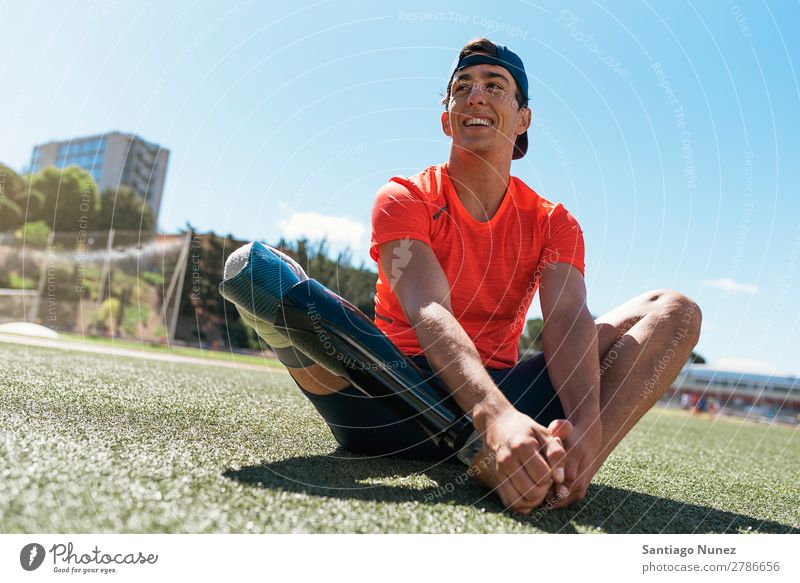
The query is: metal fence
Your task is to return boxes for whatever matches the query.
[0,229,191,341]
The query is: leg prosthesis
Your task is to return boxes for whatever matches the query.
[219,241,480,460]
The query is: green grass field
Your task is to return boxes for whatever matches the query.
[1,342,797,533]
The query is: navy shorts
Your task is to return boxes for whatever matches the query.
[296,352,565,460]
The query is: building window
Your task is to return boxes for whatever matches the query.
[30,148,41,170]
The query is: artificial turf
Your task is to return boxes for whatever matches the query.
[0,342,797,533]
[56,332,282,368]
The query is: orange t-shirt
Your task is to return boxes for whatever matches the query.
[369,163,585,369]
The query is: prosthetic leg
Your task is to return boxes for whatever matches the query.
[218,242,481,462]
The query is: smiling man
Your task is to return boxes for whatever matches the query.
[250,38,702,514]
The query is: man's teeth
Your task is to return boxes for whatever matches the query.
[465,118,492,126]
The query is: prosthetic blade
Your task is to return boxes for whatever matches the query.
[218,242,475,452]
[275,279,476,449]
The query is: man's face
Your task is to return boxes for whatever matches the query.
[441,63,531,160]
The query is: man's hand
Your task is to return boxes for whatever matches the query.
[550,421,603,508]
[473,407,572,514]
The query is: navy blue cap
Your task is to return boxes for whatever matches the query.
[449,45,529,159]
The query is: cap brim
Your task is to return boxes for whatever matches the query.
[513,131,528,160]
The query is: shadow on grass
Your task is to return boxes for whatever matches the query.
[223,451,798,533]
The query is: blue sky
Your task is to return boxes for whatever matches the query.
[1,0,798,374]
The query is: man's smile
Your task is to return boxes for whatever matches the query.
[462,115,495,128]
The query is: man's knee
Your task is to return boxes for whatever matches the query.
[645,289,702,346]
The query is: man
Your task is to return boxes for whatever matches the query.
[230,38,701,514]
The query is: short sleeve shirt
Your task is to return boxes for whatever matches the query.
[370,163,585,369]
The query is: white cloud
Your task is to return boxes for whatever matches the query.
[700,277,759,295]
[278,211,367,253]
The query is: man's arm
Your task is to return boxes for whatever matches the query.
[538,262,603,505]
[378,239,568,513]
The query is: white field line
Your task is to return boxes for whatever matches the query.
[0,332,288,373]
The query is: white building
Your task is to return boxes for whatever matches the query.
[30,132,169,227]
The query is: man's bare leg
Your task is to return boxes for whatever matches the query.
[553,288,702,505]
[286,364,350,395]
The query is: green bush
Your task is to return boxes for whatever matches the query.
[140,271,165,287]
[9,271,35,290]
[95,297,120,331]
[15,220,51,247]
[121,304,151,336]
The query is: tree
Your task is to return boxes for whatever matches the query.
[0,163,45,231]
[518,318,544,356]
[688,351,706,364]
[29,166,99,233]
[95,186,155,233]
